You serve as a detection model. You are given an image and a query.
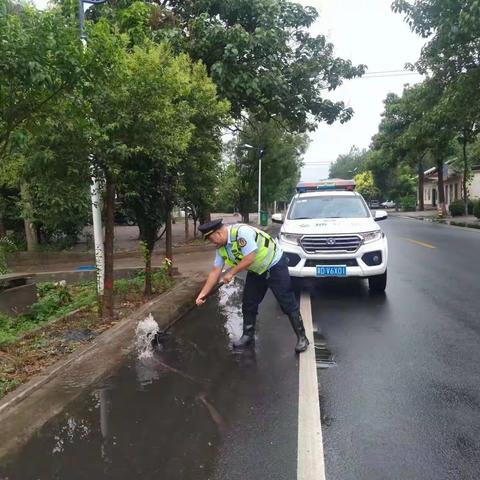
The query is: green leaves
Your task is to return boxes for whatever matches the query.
[393,0,480,80]
[354,171,380,201]
[0,4,89,159]
[329,147,368,180]
[217,117,306,216]
[89,0,365,133]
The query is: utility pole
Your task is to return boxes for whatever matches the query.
[258,147,265,226]
[78,0,107,294]
[241,144,265,225]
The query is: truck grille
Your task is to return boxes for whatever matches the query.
[300,235,362,253]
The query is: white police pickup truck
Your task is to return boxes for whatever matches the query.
[272,179,388,292]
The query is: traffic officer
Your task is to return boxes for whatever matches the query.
[196,218,309,353]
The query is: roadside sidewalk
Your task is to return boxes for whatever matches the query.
[389,209,480,228]
[7,215,276,277]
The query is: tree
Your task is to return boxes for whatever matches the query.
[371,88,429,209]
[84,0,367,229]
[434,73,480,214]
[354,171,379,201]
[116,45,228,295]
[329,146,368,179]
[393,0,480,214]
[178,62,230,238]
[214,162,240,214]
[88,0,366,132]
[392,0,480,82]
[369,80,455,212]
[0,2,94,161]
[224,118,306,222]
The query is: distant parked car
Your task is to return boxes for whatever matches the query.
[369,199,380,209]
[114,210,136,226]
[381,200,396,208]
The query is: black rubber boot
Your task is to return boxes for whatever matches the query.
[233,313,256,348]
[288,312,309,353]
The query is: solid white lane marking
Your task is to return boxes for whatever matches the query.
[298,291,326,480]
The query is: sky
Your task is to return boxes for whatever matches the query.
[297,0,426,181]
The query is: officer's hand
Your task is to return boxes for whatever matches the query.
[196,294,206,306]
[222,272,234,284]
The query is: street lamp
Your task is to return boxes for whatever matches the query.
[78,0,108,294]
[242,143,265,225]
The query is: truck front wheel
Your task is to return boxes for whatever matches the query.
[368,270,387,293]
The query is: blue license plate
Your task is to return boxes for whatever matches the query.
[316,265,347,277]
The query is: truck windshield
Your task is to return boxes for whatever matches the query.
[288,195,370,219]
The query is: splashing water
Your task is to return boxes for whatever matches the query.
[218,280,243,342]
[135,314,160,359]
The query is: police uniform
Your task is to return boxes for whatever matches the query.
[199,219,309,353]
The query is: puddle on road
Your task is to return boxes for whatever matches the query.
[314,331,336,369]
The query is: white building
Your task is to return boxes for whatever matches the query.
[421,164,480,208]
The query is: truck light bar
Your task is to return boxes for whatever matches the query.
[296,179,356,193]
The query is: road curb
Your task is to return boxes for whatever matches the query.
[0,275,204,460]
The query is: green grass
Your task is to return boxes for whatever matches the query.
[114,270,173,300]
[0,270,173,347]
[0,378,20,397]
[0,281,98,347]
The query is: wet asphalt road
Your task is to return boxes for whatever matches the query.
[1,216,480,479]
[316,217,480,479]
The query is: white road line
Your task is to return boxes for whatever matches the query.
[298,291,326,480]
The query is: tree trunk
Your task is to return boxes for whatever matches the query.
[0,213,5,237]
[193,218,197,239]
[417,158,424,211]
[462,134,469,216]
[165,209,173,262]
[20,184,39,252]
[184,208,189,240]
[102,176,115,320]
[242,212,250,223]
[199,211,211,224]
[144,247,152,296]
[436,158,447,217]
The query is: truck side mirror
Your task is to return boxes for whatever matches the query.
[375,210,388,221]
[271,213,283,224]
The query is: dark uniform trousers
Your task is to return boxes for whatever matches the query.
[242,254,299,317]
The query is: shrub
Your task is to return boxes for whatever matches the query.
[468,200,474,215]
[449,199,475,216]
[0,235,18,274]
[400,195,416,211]
[449,200,465,217]
[474,200,480,219]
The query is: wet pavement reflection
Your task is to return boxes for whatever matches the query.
[1,278,299,480]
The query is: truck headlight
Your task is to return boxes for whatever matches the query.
[280,233,301,245]
[361,230,383,244]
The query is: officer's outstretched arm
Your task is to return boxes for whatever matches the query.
[224,251,256,281]
[196,266,222,305]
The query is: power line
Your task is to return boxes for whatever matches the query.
[364,69,416,75]
[360,72,423,79]
[303,162,331,165]
[357,68,423,79]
